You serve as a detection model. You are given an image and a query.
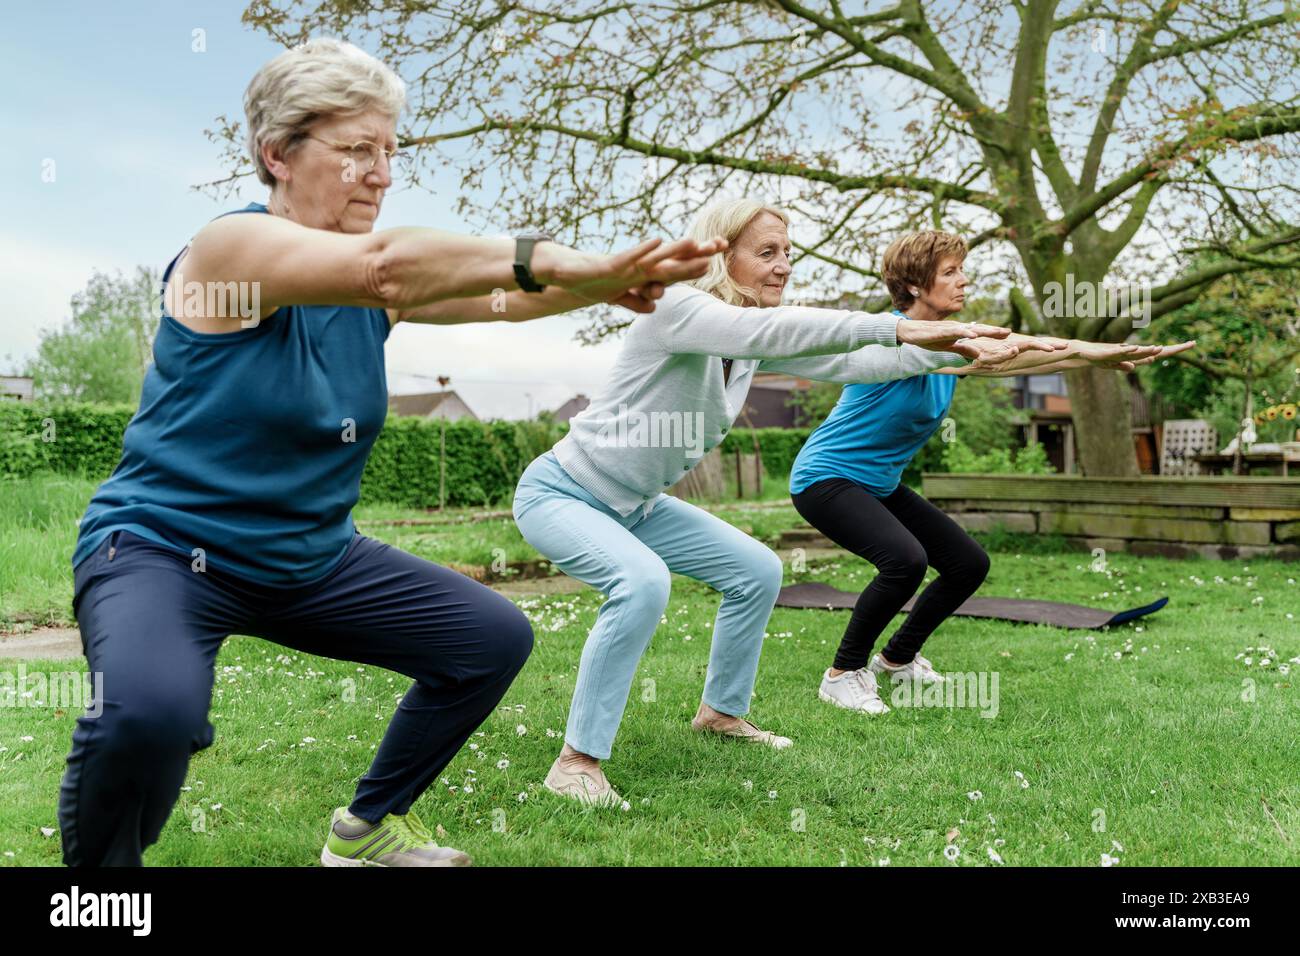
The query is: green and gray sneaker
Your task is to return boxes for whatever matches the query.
[321,807,472,867]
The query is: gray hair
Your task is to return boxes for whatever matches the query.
[244,37,407,188]
[684,198,792,306]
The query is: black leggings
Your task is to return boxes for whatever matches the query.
[791,478,990,671]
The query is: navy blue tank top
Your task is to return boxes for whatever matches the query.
[71,202,391,585]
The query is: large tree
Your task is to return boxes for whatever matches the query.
[212,0,1300,474]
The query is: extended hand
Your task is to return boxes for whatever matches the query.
[1085,340,1197,371]
[896,319,1013,351]
[540,236,729,311]
[944,333,1063,369]
[958,337,1022,370]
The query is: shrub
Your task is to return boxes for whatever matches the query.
[940,438,1056,474]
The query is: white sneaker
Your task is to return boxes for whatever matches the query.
[869,652,945,685]
[818,668,890,715]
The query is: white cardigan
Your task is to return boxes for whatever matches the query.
[551,284,968,516]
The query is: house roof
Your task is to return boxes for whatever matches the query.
[551,394,591,419]
[388,391,472,417]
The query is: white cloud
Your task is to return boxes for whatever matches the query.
[0,234,137,370]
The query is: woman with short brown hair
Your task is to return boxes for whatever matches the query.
[794,230,1192,715]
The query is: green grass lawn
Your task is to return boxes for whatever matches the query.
[0,474,103,629]
[0,475,803,628]
[2,474,1297,866]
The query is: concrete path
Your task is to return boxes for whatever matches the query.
[0,628,83,661]
[0,576,591,662]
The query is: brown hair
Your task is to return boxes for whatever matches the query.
[880,231,967,310]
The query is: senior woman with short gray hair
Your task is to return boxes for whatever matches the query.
[60,37,724,868]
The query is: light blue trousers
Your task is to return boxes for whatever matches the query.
[512,451,785,760]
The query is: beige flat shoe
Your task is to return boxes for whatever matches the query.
[543,755,623,807]
[691,715,793,750]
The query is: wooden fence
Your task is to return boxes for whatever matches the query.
[669,447,764,502]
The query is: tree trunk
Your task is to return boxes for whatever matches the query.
[1062,365,1139,476]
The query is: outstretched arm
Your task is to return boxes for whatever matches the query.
[761,330,1064,382]
[935,339,1197,376]
[399,282,661,326]
[655,285,1022,361]
[182,210,725,325]
[759,343,971,382]
[393,236,728,324]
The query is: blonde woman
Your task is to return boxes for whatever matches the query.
[508,199,1057,806]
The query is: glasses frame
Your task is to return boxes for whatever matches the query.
[305,134,404,175]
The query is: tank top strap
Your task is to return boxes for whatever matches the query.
[159,203,270,318]
[159,245,190,318]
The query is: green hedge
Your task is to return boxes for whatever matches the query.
[0,401,135,481]
[0,403,819,500]
[358,417,566,508]
[2,402,1049,504]
[0,401,571,508]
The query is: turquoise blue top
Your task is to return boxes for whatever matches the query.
[71,202,392,585]
[789,311,958,498]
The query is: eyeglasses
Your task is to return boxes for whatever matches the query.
[305,134,407,177]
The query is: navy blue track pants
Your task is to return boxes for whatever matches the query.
[59,529,533,866]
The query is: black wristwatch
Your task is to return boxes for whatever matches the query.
[513,231,555,293]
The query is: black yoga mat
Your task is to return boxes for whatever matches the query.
[775,582,1168,630]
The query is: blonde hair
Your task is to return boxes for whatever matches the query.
[686,198,792,306]
[244,37,407,188]
[880,230,968,310]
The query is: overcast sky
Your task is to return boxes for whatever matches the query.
[1,0,631,420]
[5,2,1263,419]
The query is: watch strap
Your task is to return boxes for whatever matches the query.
[514,233,553,293]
